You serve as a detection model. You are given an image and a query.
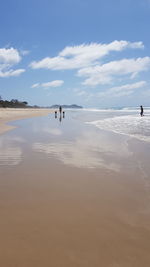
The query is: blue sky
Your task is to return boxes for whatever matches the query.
[0,0,150,107]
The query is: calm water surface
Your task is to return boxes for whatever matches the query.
[0,109,150,178]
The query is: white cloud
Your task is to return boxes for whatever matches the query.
[30,40,144,71]
[0,47,21,65]
[0,68,25,77]
[78,57,150,86]
[29,41,150,88]
[41,80,64,88]
[97,81,147,98]
[31,83,40,88]
[31,80,64,89]
[110,81,147,92]
[0,47,25,78]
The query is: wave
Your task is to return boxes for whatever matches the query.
[82,107,150,113]
[87,114,150,143]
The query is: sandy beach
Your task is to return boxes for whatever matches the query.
[0,109,150,267]
[0,108,53,135]
[1,0,150,265]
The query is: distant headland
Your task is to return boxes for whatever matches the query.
[0,96,83,109]
[50,104,83,109]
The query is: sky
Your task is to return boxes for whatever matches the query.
[0,0,150,108]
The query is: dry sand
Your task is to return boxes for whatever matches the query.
[0,108,53,135]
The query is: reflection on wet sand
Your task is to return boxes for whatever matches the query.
[54,110,65,122]
[0,136,24,166]
[33,130,132,171]
[42,127,63,136]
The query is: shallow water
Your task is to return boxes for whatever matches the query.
[0,109,150,171]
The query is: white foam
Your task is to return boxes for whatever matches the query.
[88,115,150,143]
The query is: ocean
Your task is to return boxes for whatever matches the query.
[78,107,150,143]
[0,107,150,169]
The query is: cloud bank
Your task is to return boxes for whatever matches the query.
[30,40,144,71]
[0,47,25,78]
[97,81,147,98]
[29,40,150,96]
[78,57,150,86]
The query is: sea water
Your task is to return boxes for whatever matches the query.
[0,108,150,171]
[81,107,150,143]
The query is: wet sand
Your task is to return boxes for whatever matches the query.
[0,108,53,135]
[0,111,150,267]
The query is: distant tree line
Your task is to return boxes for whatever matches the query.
[0,96,29,108]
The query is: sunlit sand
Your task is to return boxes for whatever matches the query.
[0,108,53,135]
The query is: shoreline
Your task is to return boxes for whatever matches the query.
[0,108,54,135]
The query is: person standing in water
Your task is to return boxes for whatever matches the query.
[59,105,62,114]
[140,105,144,116]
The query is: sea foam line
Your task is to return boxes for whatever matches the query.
[87,115,150,143]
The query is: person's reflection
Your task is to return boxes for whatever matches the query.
[55,111,65,122]
[55,111,57,118]
[59,114,62,122]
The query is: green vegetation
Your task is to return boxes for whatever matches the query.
[0,96,83,109]
[0,96,29,108]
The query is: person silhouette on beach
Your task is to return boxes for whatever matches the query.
[59,106,62,114]
[140,105,144,117]
[63,111,65,118]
